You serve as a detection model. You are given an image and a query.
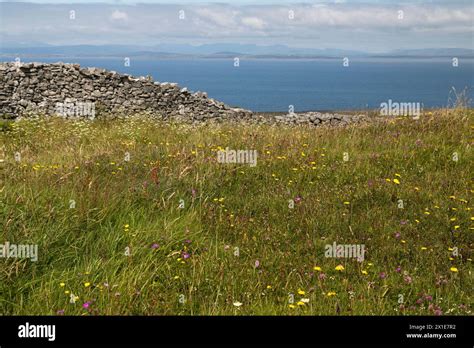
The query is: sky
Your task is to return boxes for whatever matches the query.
[1,0,473,52]
[2,0,474,3]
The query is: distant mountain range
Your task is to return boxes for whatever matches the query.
[1,44,473,59]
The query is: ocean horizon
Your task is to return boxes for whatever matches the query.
[4,57,473,112]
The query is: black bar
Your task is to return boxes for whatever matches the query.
[0,316,472,346]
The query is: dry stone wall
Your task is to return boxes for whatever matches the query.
[0,62,253,121]
[0,62,367,126]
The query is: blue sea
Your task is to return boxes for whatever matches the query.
[4,57,473,112]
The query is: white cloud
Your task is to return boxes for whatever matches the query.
[241,16,266,30]
[194,7,239,28]
[0,2,472,50]
[110,9,128,21]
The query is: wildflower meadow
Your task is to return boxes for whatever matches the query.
[0,109,472,315]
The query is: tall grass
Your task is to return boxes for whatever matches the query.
[0,109,472,315]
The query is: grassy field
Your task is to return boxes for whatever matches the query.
[0,109,472,315]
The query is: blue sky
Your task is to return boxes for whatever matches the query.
[1,1,472,51]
